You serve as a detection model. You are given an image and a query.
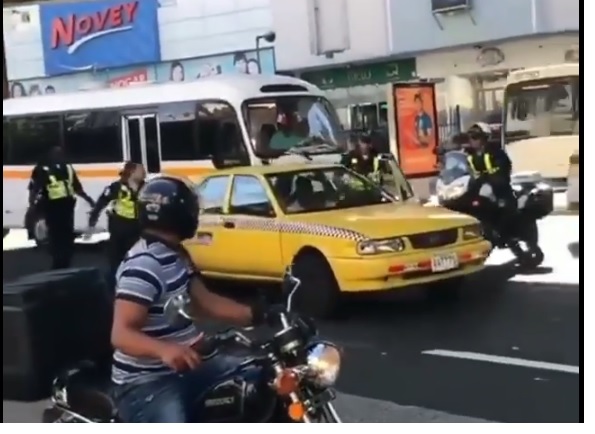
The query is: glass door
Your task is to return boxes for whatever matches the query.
[123,114,162,174]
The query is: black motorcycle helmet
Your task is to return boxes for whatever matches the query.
[137,175,199,240]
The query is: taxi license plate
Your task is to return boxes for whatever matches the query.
[431,253,459,272]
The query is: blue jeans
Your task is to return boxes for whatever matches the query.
[113,356,241,423]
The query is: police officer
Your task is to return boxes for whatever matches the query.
[88,161,146,279]
[28,145,95,269]
[466,122,515,208]
[341,133,381,183]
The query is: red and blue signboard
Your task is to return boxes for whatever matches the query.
[39,0,161,76]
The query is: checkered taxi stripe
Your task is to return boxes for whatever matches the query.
[199,215,367,242]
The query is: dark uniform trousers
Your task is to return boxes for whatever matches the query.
[46,199,76,269]
[90,182,141,282]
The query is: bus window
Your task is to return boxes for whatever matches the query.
[63,111,122,164]
[7,115,61,165]
[197,102,248,166]
[159,102,202,162]
[3,118,12,163]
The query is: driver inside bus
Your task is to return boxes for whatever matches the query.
[269,107,304,151]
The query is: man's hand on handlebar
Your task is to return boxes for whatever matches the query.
[158,333,204,372]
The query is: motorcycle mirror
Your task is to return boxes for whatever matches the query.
[163,293,196,324]
[281,265,301,312]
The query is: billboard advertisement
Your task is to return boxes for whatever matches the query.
[39,0,161,76]
[393,82,440,177]
[8,48,275,97]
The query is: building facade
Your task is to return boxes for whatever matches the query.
[3,0,276,98]
[4,0,579,135]
[270,0,579,132]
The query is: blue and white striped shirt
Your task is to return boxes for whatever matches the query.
[112,238,198,385]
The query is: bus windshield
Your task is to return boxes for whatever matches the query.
[243,96,346,158]
[503,76,580,144]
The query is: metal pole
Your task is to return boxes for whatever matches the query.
[3,33,8,99]
[255,36,262,70]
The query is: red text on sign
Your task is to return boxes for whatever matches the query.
[109,69,148,87]
[50,1,139,49]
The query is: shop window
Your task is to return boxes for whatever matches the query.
[63,111,122,163]
[6,115,62,165]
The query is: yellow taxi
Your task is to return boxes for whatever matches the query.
[185,164,491,317]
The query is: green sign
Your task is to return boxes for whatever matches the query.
[302,58,417,90]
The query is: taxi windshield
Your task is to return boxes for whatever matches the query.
[243,96,345,158]
[439,151,472,185]
[266,166,393,215]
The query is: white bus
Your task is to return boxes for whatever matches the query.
[3,74,351,243]
[503,63,580,179]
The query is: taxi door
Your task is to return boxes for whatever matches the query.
[186,175,231,274]
[377,153,416,201]
[218,175,283,280]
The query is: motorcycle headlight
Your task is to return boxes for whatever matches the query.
[357,237,405,255]
[306,343,342,387]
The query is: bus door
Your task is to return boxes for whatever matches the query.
[123,114,162,174]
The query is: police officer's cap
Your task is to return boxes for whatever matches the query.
[137,175,199,240]
[468,122,491,136]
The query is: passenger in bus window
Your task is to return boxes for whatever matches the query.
[89,162,146,285]
[28,145,95,270]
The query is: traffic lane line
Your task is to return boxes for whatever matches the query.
[319,279,580,368]
[337,345,581,422]
[421,349,579,374]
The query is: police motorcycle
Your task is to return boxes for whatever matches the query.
[42,268,343,423]
[435,150,553,268]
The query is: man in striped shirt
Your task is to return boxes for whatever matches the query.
[111,176,271,423]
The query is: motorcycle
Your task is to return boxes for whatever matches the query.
[435,150,553,268]
[42,268,343,423]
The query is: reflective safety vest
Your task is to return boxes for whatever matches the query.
[44,165,74,200]
[113,185,137,219]
[351,156,381,182]
[467,153,499,176]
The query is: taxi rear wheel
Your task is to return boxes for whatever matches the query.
[292,250,340,319]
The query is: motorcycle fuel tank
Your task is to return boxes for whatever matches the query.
[189,365,278,423]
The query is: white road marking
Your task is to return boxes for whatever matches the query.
[422,349,580,374]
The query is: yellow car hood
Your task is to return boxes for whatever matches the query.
[285,203,477,239]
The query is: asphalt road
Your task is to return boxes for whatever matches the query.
[3,242,582,423]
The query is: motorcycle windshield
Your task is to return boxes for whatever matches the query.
[439,151,472,185]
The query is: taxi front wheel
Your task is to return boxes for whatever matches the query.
[291,250,340,319]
